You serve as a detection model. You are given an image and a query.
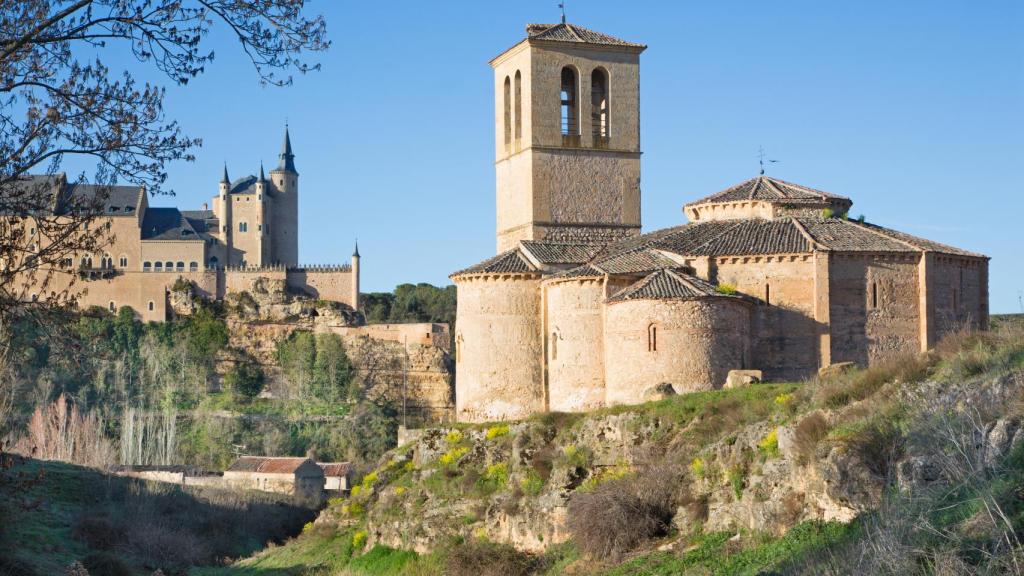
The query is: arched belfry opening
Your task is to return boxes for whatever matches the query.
[503,76,512,151]
[560,67,579,137]
[591,68,609,142]
[514,71,522,145]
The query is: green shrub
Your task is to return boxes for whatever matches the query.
[485,424,510,440]
[560,445,591,469]
[348,544,419,575]
[478,462,509,493]
[728,465,746,500]
[445,429,464,445]
[352,529,368,550]
[81,552,132,576]
[758,428,781,459]
[439,446,469,466]
[689,457,706,479]
[715,283,738,295]
[519,469,545,496]
[224,357,264,400]
[822,208,835,218]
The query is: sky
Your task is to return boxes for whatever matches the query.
[66,1,1024,312]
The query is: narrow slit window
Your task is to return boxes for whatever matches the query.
[765,283,771,306]
[648,324,657,352]
[560,67,578,135]
[148,301,154,311]
[550,332,558,360]
[591,68,608,138]
[871,281,878,309]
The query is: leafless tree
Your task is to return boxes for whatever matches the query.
[0,0,328,324]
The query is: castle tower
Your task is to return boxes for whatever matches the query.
[269,125,299,266]
[491,22,646,252]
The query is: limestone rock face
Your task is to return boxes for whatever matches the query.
[818,362,857,379]
[643,383,677,401]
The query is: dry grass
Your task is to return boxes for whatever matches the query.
[815,352,931,409]
[793,412,830,465]
[444,539,539,576]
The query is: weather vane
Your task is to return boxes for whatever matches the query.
[758,146,779,175]
[559,2,566,24]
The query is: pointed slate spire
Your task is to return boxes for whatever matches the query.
[352,240,360,258]
[221,162,230,184]
[259,161,266,182]
[277,124,296,173]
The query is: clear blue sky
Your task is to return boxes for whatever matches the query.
[76,1,1024,312]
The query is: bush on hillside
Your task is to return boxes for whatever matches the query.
[567,465,677,560]
[445,539,539,576]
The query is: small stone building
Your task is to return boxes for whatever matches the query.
[450,21,989,422]
[223,456,325,499]
[318,462,353,492]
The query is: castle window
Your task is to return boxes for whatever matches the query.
[514,70,522,143]
[124,206,133,213]
[764,283,771,306]
[560,67,579,136]
[209,256,219,268]
[189,261,198,271]
[154,262,162,271]
[119,255,128,268]
[239,222,248,233]
[108,301,115,312]
[164,261,173,270]
[258,224,262,232]
[176,261,184,271]
[870,281,878,309]
[503,75,512,151]
[591,68,609,139]
[31,293,37,302]
[143,261,151,271]
[648,323,657,352]
[148,301,154,311]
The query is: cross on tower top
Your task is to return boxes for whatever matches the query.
[559,2,566,24]
[758,146,779,175]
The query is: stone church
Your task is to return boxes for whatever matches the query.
[15,127,360,321]
[451,22,989,423]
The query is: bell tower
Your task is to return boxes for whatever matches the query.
[491,22,646,252]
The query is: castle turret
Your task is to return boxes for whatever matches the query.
[269,125,299,266]
[351,241,360,311]
[219,163,230,196]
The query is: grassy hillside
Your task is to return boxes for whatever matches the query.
[0,457,317,575]
[200,323,1024,576]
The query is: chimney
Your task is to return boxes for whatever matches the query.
[202,202,208,210]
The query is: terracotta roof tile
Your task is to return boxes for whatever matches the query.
[526,23,645,48]
[799,218,915,252]
[451,248,540,277]
[226,456,312,474]
[853,221,985,257]
[687,219,811,256]
[318,462,353,477]
[686,176,850,206]
[607,269,737,303]
[520,241,605,265]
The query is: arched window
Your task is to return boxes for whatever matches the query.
[143,261,151,272]
[148,301,154,311]
[119,255,128,268]
[209,256,219,268]
[189,261,198,272]
[239,222,248,232]
[154,262,162,271]
[176,261,184,271]
[108,301,115,312]
[503,75,512,151]
[591,68,609,139]
[164,261,173,270]
[514,70,522,143]
[648,324,657,352]
[560,67,579,136]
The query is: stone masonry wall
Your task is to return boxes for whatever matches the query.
[711,255,818,381]
[455,275,543,422]
[829,253,921,366]
[603,298,750,405]
[544,278,606,413]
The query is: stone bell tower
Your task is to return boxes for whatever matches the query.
[491,22,646,252]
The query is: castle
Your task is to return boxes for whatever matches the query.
[450,22,989,423]
[16,127,360,321]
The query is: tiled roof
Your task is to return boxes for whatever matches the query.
[607,268,735,303]
[595,249,681,274]
[526,23,645,48]
[853,221,985,257]
[799,218,915,252]
[685,219,811,256]
[318,462,352,477]
[451,248,540,277]
[226,456,313,474]
[141,207,203,241]
[686,176,850,206]
[181,210,215,238]
[520,240,605,265]
[548,264,606,280]
[230,175,259,195]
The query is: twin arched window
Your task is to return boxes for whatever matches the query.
[503,71,524,152]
